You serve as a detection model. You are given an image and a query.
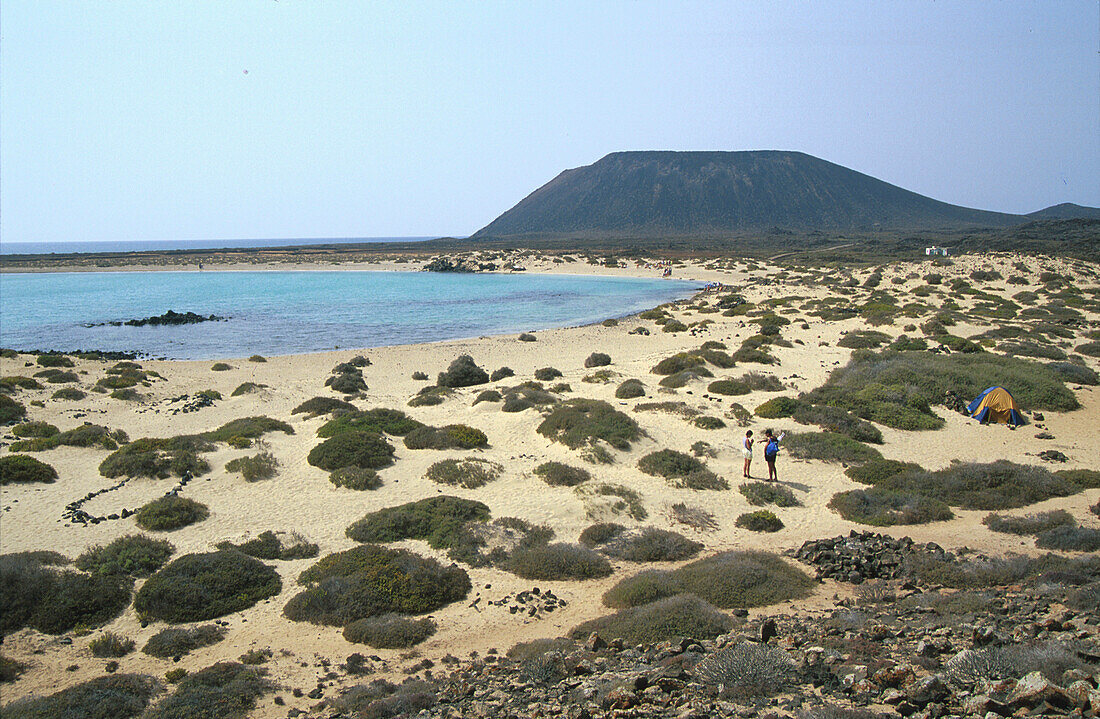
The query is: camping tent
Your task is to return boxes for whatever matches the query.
[967,386,1024,425]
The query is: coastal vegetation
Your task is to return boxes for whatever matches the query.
[135,550,282,622]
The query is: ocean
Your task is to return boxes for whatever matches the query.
[0,270,699,360]
[0,237,438,256]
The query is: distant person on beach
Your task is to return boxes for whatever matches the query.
[741,429,754,478]
[763,429,786,482]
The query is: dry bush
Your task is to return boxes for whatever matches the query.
[667,503,718,531]
[693,641,796,698]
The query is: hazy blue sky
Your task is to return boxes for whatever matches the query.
[2,1,1097,243]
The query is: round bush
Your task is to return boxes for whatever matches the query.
[615,378,646,399]
[783,432,883,464]
[693,416,726,429]
[754,396,800,418]
[142,624,226,658]
[11,421,59,438]
[52,387,87,400]
[1035,526,1100,552]
[89,632,136,658]
[343,614,437,648]
[285,544,470,625]
[584,352,611,368]
[0,454,58,485]
[828,488,954,526]
[579,522,625,547]
[330,466,383,491]
[534,367,563,382]
[598,527,703,562]
[708,379,749,396]
[572,594,733,644]
[505,543,613,581]
[536,399,641,450]
[135,550,282,623]
[1045,361,1099,386]
[1,554,133,635]
[0,395,27,424]
[307,431,395,471]
[403,424,488,450]
[134,495,210,531]
[844,459,924,485]
[490,367,515,382]
[425,458,501,489]
[437,354,489,387]
[534,461,590,487]
[76,534,175,577]
[735,510,784,532]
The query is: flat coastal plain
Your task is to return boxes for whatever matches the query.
[2,251,1099,718]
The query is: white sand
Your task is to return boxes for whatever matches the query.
[1,252,1098,716]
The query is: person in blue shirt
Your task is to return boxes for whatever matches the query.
[763,429,786,482]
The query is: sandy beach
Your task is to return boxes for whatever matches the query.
[1,251,1098,718]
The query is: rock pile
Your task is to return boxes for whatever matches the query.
[791,531,952,584]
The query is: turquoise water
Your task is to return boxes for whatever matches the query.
[0,271,698,359]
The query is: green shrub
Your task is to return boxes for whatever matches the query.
[135,550,282,623]
[579,522,625,547]
[692,416,726,429]
[1,376,43,392]
[534,461,590,487]
[230,382,267,396]
[652,352,706,375]
[330,466,383,490]
[662,319,688,333]
[828,488,954,526]
[225,450,278,481]
[708,379,749,396]
[783,432,883,464]
[614,378,646,399]
[217,531,319,561]
[403,423,488,449]
[343,614,437,648]
[89,632,136,658]
[837,331,891,349]
[473,389,502,404]
[285,544,470,625]
[437,354,489,387]
[51,387,87,400]
[732,347,777,364]
[1075,341,1100,357]
[0,552,133,635]
[489,367,515,381]
[76,534,174,577]
[736,510,784,532]
[637,449,728,490]
[792,404,883,444]
[99,436,212,479]
[1054,468,1100,488]
[0,454,58,485]
[292,396,358,417]
[584,352,611,368]
[0,674,157,719]
[317,408,424,437]
[739,482,800,507]
[537,399,641,450]
[844,459,924,485]
[602,550,814,610]
[570,594,733,644]
[518,332,537,342]
[205,416,293,442]
[328,371,367,394]
[145,662,269,719]
[754,396,800,418]
[879,460,1082,510]
[658,368,714,387]
[110,388,142,401]
[142,625,226,658]
[307,430,394,471]
[1035,526,1100,552]
[11,421,59,438]
[0,394,27,424]
[983,510,1075,535]
[134,495,210,531]
[534,367,563,382]
[425,458,502,489]
[1045,362,1099,386]
[346,496,490,548]
[504,543,613,580]
[594,527,702,562]
[36,353,74,367]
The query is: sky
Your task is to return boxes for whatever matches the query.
[2,1,1097,244]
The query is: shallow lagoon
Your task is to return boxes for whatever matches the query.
[0,270,699,359]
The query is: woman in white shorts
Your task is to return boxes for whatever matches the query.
[741,430,754,478]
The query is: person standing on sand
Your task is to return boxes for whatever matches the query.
[763,429,786,482]
[741,430,754,478]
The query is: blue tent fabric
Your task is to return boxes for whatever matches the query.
[966,387,996,414]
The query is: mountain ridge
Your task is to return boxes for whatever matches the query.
[473,151,1097,239]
